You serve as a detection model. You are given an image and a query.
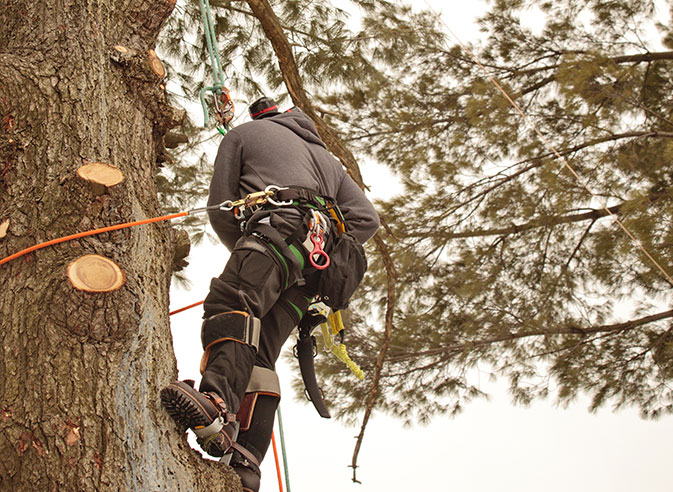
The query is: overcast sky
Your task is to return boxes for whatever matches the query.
[168,1,673,491]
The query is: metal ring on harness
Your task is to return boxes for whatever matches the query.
[265,185,294,207]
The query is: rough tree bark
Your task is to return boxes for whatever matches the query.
[0,1,238,491]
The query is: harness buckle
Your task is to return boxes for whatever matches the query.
[244,190,272,207]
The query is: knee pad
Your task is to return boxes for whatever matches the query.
[200,311,261,373]
[201,310,261,350]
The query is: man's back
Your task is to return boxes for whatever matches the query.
[208,108,379,250]
[233,112,346,199]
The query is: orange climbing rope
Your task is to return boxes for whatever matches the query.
[271,431,285,492]
[169,300,205,316]
[0,190,280,268]
[0,211,188,266]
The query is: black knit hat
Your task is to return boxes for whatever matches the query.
[249,97,279,120]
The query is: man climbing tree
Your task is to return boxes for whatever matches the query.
[1,0,383,489]
[4,0,672,488]
[160,96,379,492]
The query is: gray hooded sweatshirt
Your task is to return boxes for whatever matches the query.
[207,109,380,251]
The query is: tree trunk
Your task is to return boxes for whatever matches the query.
[0,1,238,490]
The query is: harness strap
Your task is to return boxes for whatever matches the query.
[250,222,306,287]
[232,185,346,235]
[231,442,261,469]
[274,186,346,233]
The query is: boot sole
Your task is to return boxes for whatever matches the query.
[160,381,234,457]
[160,382,215,430]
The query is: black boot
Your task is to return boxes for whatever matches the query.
[160,379,238,457]
[161,312,259,457]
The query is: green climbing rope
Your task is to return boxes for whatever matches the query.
[199,0,224,87]
[197,0,233,133]
[276,406,292,492]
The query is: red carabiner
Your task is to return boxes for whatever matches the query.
[309,233,330,270]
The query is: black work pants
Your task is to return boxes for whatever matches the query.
[199,225,318,466]
[200,228,318,406]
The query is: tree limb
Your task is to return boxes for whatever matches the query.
[407,190,667,240]
[516,50,673,77]
[387,309,673,363]
[433,131,673,223]
[517,51,673,95]
[350,233,397,483]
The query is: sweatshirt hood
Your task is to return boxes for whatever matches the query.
[266,109,325,148]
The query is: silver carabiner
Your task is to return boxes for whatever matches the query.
[265,185,293,207]
[309,209,328,235]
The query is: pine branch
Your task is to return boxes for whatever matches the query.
[431,131,673,223]
[406,190,667,241]
[518,50,673,95]
[224,3,374,47]
[387,309,673,363]
[350,232,397,484]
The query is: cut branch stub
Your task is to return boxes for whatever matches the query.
[147,49,166,79]
[67,254,126,293]
[77,162,125,195]
[111,45,136,67]
[0,219,9,239]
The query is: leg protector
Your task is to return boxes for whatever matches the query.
[201,311,261,353]
[199,312,261,413]
[231,392,280,492]
[199,341,256,414]
[236,366,281,431]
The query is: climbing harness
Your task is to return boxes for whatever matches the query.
[227,185,344,231]
[220,185,347,286]
[198,0,234,134]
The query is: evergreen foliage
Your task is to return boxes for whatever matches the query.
[157,0,673,422]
